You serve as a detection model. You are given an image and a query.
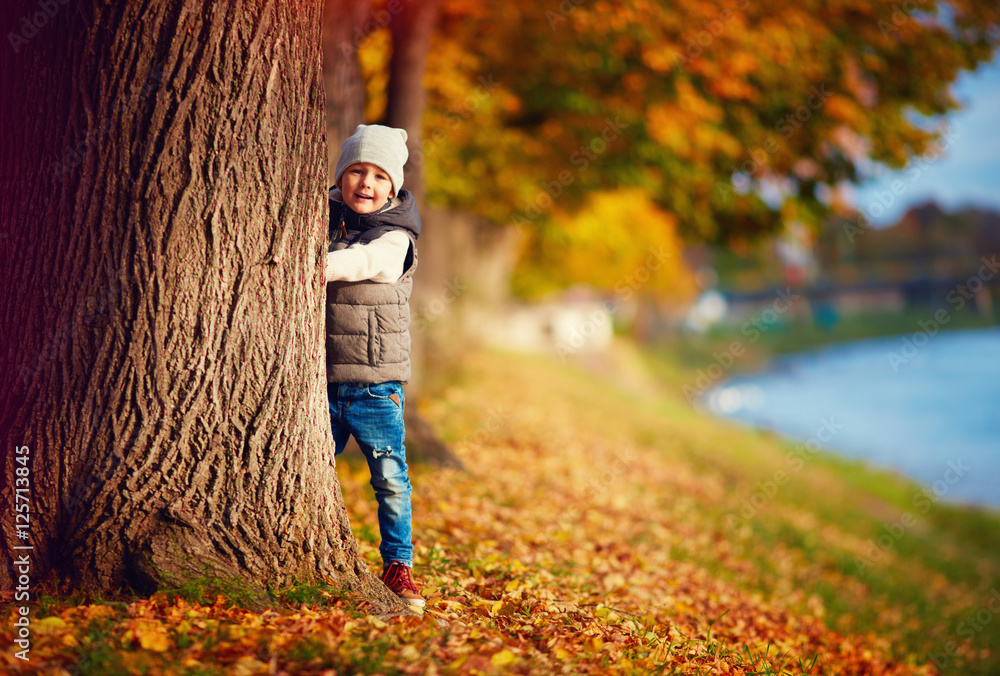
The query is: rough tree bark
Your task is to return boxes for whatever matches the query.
[0,0,400,608]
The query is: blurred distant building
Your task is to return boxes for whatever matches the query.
[775,221,819,287]
[686,201,1000,328]
[814,202,999,312]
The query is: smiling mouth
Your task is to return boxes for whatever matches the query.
[354,193,373,201]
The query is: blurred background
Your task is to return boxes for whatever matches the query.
[322,0,1000,507]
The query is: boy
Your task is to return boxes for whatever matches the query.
[325,124,423,607]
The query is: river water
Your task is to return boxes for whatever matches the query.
[704,327,1000,508]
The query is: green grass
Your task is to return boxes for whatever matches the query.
[625,326,1000,675]
[71,620,126,676]
[158,568,264,609]
[431,330,998,673]
[268,579,354,610]
[422,339,999,673]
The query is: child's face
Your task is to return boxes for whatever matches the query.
[339,162,393,214]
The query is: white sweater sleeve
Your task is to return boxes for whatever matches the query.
[325,230,411,283]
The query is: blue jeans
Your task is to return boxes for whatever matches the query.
[327,381,413,568]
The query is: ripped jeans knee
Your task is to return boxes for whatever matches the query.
[327,380,413,566]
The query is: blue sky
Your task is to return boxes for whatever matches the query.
[850,54,1000,224]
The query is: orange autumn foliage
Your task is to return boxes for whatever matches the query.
[2,348,978,674]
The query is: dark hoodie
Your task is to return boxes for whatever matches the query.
[325,187,421,384]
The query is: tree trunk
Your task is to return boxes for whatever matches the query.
[384,0,443,202]
[0,0,399,608]
[322,0,371,181]
[379,0,467,470]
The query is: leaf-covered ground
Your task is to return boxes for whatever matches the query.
[3,343,997,674]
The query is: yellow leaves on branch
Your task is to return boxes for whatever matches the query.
[358,28,391,122]
[517,189,697,301]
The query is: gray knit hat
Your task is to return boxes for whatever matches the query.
[334,124,409,195]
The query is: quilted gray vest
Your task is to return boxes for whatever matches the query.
[325,191,420,384]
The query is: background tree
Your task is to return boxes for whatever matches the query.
[321,0,460,465]
[415,0,999,252]
[513,189,697,302]
[0,0,399,607]
[322,0,372,177]
[385,0,444,202]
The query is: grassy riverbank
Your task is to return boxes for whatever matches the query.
[415,341,1000,674]
[667,308,998,375]
[635,334,1000,674]
[4,341,997,674]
